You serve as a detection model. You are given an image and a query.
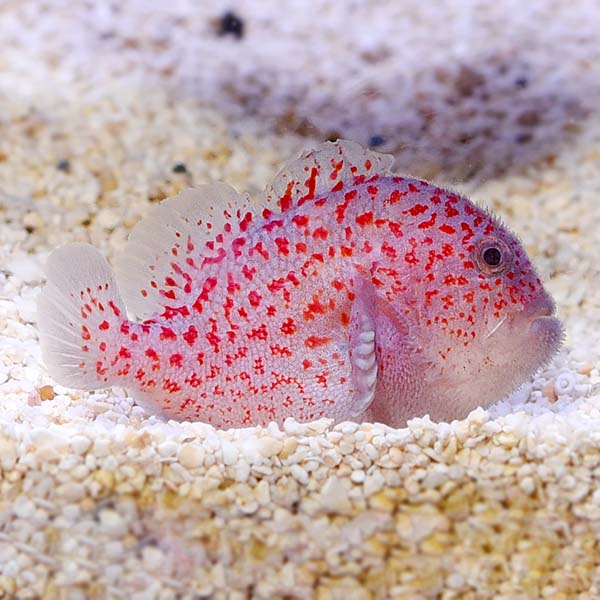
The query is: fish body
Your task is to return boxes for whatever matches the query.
[38,140,563,428]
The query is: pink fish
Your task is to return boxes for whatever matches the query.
[38,140,563,428]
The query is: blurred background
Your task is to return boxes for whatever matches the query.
[1,3,600,598]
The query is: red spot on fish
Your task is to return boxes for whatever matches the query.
[247,324,268,341]
[381,241,397,260]
[251,241,270,260]
[232,237,246,257]
[239,211,253,232]
[418,212,437,229]
[439,223,456,235]
[445,200,459,218]
[407,203,428,217]
[160,326,177,341]
[335,189,357,223]
[280,181,294,212]
[304,336,331,349]
[99,320,109,331]
[202,247,227,267]
[248,290,262,307]
[425,289,439,306]
[185,373,203,388]
[170,353,183,368]
[313,226,329,240]
[292,214,309,228]
[96,361,108,376]
[264,219,284,233]
[183,325,199,346]
[280,318,297,335]
[461,222,474,242]
[241,264,256,281]
[386,189,407,205]
[356,211,374,227]
[270,344,292,357]
[388,221,403,238]
[119,346,131,359]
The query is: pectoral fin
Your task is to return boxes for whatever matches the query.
[347,280,379,418]
[348,271,419,424]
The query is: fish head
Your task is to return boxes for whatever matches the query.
[393,193,564,420]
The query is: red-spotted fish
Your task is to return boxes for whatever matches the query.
[37,140,563,428]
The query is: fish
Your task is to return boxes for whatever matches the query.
[37,140,564,428]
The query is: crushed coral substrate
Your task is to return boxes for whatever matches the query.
[1,1,600,598]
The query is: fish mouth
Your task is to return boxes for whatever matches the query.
[502,292,564,356]
[490,292,557,339]
[522,291,556,321]
[528,314,564,341]
[525,293,564,357]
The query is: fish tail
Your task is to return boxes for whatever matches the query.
[37,243,129,390]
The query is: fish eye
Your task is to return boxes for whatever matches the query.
[483,246,501,266]
[474,237,512,275]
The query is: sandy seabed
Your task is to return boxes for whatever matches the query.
[1,1,600,598]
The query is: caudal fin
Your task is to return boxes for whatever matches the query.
[37,243,128,390]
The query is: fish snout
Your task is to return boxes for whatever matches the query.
[524,292,564,352]
[523,291,556,322]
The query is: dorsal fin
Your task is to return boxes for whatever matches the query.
[115,140,394,321]
[114,183,254,320]
[262,139,394,213]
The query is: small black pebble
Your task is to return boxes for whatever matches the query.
[172,162,188,174]
[514,76,529,89]
[218,11,244,39]
[56,159,71,172]
[369,135,385,147]
[516,132,532,144]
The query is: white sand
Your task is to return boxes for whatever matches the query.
[1,1,599,598]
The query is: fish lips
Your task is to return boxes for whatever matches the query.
[524,292,565,358]
[500,292,564,359]
[528,314,565,354]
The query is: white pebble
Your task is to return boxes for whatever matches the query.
[99,509,128,537]
[350,470,366,483]
[290,464,309,485]
[221,441,239,465]
[158,440,178,458]
[0,437,17,470]
[554,371,577,396]
[93,438,111,458]
[177,443,205,469]
[320,476,352,513]
[70,435,91,455]
[256,436,283,458]
[363,470,386,496]
[142,546,165,571]
[519,476,536,495]
[13,496,36,519]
